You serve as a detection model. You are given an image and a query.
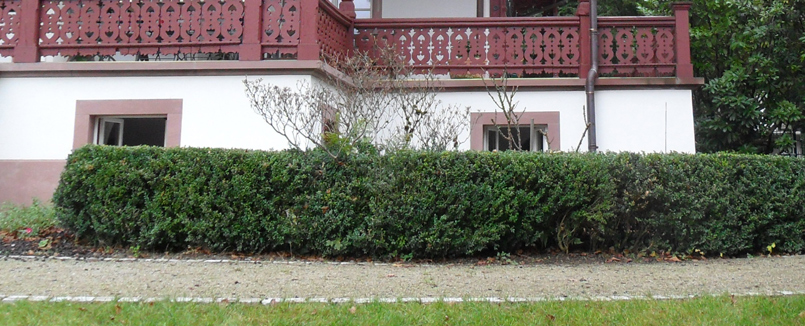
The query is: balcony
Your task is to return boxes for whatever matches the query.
[0,0,694,80]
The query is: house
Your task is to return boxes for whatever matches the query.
[0,0,702,205]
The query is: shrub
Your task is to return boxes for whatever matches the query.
[53,146,805,258]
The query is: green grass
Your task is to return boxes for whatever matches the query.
[1,296,804,325]
[0,200,58,238]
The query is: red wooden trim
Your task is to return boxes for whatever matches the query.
[13,0,41,63]
[319,0,354,26]
[240,0,264,61]
[74,99,183,149]
[298,0,321,60]
[470,112,561,151]
[0,60,337,77]
[598,17,675,27]
[337,0,357,19]
[672,2,694,79]
[406,77,703,90]
[355,16,579,28]
[39,42,242,49]
[577,0,591,79]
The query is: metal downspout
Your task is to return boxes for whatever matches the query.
[586,0,599,152]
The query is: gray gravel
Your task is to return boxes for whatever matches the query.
[1,256,803,300]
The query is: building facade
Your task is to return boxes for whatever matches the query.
[0,0,701,204]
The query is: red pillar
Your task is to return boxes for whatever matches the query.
[298,0,321,60]
[577,0,591,78]
[672,2,694,79]
[339,0,356,19]
[240,0,264,61]
[14,0,42,63]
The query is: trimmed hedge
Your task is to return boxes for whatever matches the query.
[54,146,805,258]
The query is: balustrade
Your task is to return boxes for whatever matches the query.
[0,0,692,79]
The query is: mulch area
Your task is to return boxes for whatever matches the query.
[0,229,720,266]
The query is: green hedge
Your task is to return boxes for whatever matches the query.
[53,146,805,258]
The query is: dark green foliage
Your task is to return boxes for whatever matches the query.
[54,146,805,258]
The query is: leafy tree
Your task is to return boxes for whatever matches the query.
[688,0,805,154]
[555,0,805,154]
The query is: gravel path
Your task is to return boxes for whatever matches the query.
[1,256,803,301]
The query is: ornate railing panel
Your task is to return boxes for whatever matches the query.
[355,18,581,77]
[0,1,692,80]
[598,17,676,77]
[0,0,20,56]
[261,0,300,59]
[37,0,246,57]
[317,0,352,62]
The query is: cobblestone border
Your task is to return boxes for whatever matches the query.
[2,291,804,305]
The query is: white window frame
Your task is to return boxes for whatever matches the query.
[95,117,124,146]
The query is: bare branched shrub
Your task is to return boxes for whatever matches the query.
[482,73,527,151]
[244,46,469,157]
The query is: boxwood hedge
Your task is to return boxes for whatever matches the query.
[53,146,805,258]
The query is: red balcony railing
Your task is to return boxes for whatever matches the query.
[0,0,693,79]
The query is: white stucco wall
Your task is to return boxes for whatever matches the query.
[431,88,695,153]
[0,75,309,160]
[0,72,696,161]
[596,89,696,153]
[383,0,478,18]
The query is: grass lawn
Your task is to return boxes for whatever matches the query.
[1,295,804,325]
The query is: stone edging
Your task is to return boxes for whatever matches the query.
[2,255,416,267]
[1,291,804,305]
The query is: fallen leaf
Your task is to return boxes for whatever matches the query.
[666,256,682,262]
[730,295,736,306]
[115,305,122,314]
[798,311,805,318]
[78,307,87,312]
[311,310,317,316]
[606,257,621,263]
[546,314,556,321]
[349,306,357,314]
[386,274,396,278]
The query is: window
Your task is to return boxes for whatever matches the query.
[470,112,560,151]
[74,99,182,149]
[485,125,546,151]
[95,117,168,147]
[330,0,373,18]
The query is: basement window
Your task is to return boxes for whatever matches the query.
[484,125,546,151]
[95,117,167,147]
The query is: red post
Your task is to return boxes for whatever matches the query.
[298,0,321,60]
[338,0,356,57]
[14,0,42,63]
[240,0,264,61]
[577,0,591,78]
[672,2,694,79]
[339,0,356,19]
